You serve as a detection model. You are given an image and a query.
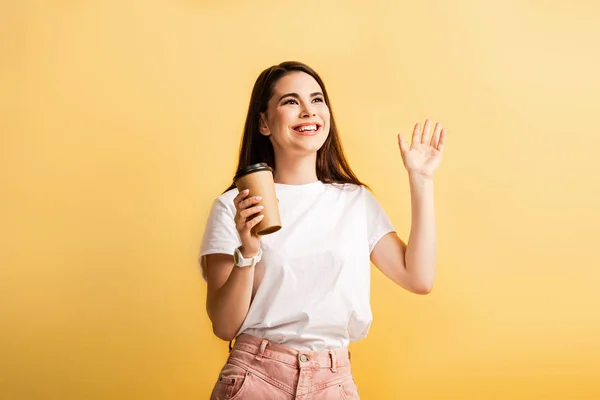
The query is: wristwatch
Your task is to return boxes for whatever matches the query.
[233,247,263,268]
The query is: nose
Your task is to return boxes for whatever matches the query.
[299,103,316,118]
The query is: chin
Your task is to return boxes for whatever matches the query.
[298,141,328,155]
[297,138,325,152]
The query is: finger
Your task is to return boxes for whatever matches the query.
[246,214,265,229]
[411,123,420,146]
[236,219,245,231]
[421,119,431,144]
[430,122,442,147]
[397,134,408,153]
[239,196,262,210]
[240,205,264,219]
[233,189,250,207]
[437,129,446,152]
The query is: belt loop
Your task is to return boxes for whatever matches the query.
[329,350,337,373]
[255,339,268,361]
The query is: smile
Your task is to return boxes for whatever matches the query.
[291,123,322,136]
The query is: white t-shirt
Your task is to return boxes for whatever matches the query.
[199,180,395,351]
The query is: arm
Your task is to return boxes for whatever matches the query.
[370,120,446,295]
[204,190,264,341]
[370,174,436,294]
[204,251,256,341]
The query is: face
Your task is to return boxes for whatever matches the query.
[259,71,330,156]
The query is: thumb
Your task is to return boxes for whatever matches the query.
[398,134,408,153]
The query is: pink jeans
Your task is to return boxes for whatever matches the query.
[210,334,360,400]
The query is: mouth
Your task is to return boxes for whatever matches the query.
[291,123,322,136]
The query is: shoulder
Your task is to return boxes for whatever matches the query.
[216,188,238,204]
[323,182,376,207]
[327,182,386,210]
[208,188,238,215]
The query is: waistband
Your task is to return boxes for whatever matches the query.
[230,334,351,369]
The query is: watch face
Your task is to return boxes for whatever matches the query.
[233,251,240,265]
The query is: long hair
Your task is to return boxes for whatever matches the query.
[224,61,368,193]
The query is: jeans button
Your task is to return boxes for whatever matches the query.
[300,354,308,362]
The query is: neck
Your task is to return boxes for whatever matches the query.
[273,153,319,185]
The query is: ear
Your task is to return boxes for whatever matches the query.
[259,112,270,136]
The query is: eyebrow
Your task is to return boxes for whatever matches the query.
[278,92,324,102]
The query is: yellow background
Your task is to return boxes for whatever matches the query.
[2,0,599,399]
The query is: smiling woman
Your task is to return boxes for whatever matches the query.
[258,72,330,158]
[198,61,446,399]
[221,62,368,193]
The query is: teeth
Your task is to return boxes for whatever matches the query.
[296,125,318,132]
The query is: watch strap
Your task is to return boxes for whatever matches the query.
[234,247,262,267]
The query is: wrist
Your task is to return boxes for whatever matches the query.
[234,246,262,268]
[239,245,260,258]
[408,171,434,185]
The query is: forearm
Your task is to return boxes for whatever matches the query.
[405,173,437,291]
[207,264,255,341]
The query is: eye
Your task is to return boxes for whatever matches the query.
[283,98,298,105]
[312,97,324,103]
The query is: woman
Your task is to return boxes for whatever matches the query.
[199,61,446,399]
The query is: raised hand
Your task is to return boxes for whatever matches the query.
[398,119,446,179]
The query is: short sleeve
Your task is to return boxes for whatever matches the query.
[364,188,396,253]
[198,196,242,281]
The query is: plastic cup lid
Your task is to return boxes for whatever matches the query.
[233,162,274,182]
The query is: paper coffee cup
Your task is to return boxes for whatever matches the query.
[233,163,282,236]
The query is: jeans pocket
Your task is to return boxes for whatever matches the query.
[338,378,360,400]
[210,362,252,400]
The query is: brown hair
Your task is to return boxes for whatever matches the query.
[224,61,368,192]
